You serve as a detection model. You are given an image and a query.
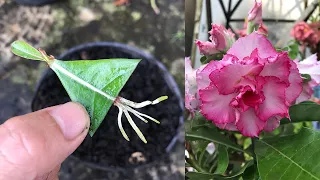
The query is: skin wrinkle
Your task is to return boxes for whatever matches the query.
[0,123,37,179]
[1,120,33,159]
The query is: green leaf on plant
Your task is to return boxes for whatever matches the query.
[186,172,221,180]
[51,59,140,136]
[301,74,312,83]
[200,56,209,64]
[281,101,320,124]
[186,127,246,154]
[255,127,320,180]
[214,145,229,174]
[11,41,45,61]
[281,40,299,60]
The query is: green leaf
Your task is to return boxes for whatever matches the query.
[284,101,320,124]
[227,161,253,178]
[243,163,260,180]
[186,127,246,154]
[186,172,221,180]
[255,128,320,180]
[200,56,209,64]
[11,41,44,61]
[51,59,140,136]
[214,145,229,174]
[302,74,312,83]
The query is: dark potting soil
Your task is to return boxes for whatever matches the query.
[32,44,182,169]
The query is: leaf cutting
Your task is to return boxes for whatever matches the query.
[11,40,168,143]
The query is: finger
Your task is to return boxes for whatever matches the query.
[0,102,90,179]
[35,165,60,180]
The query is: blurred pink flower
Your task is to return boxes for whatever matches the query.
[291,22,319,46]
[185,57,207,116]
[248,0,262,25]
[196,24,235,56]
[185,57,198,116]
[197,32,302,137]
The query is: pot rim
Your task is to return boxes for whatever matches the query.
[31,41,184,171]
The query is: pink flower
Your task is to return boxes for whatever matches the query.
[291,22,319,46]
[196,24,235,56]
[295,54,320,103]
[195,40,219,56]
[185,57,198,116]
[209,24,235,51]
[248,0,262,25]
[185,57,206,116]
[197,32,303,137]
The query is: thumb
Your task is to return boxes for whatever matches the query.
[0,102,90,179]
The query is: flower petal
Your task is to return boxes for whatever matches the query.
[256,76,288,121]
[199,84,236,124]
[236,108,265,137]
[260,52,291,83]
[296,82,314,103]
[296,54,320,84]
[286,61,303,104]
[227,32,277,60]
[263,115,281,132]
[196,60,222,90]
[209,63,263,94]
[195,40,219,56]
[215,122,238,131]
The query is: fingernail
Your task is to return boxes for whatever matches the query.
[49,102,90,140]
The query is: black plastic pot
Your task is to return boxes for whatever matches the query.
[32,42,183,179]
[14,0,57,6]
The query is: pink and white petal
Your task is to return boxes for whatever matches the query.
[199,84,237,124]
[263,115,282,132]
[236,108,265,137]
[196,61,222,90]
[286,61,303,104]
[295,82,314,103]
[299,54,318,65]
[195,40,219,56]
[227,32,277,60]
[209,63,263,94]
[296,63,320,84]
[215,122,238,131]
[185,57,193,74]
[260,53,291,83]
[221,54,239,64]
[256,76,288,121]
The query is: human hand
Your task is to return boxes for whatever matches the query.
[0,102,90,180]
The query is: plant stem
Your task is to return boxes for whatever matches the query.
[251,137,258,174]
[247,21,256,35]
[187,151,208,173]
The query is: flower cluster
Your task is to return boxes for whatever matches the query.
[291,21,319,47]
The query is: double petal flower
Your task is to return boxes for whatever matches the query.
[197,32,303,137]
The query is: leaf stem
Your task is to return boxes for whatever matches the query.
[187,151,208,173]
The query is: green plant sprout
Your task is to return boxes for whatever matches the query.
[11,40,168,143]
